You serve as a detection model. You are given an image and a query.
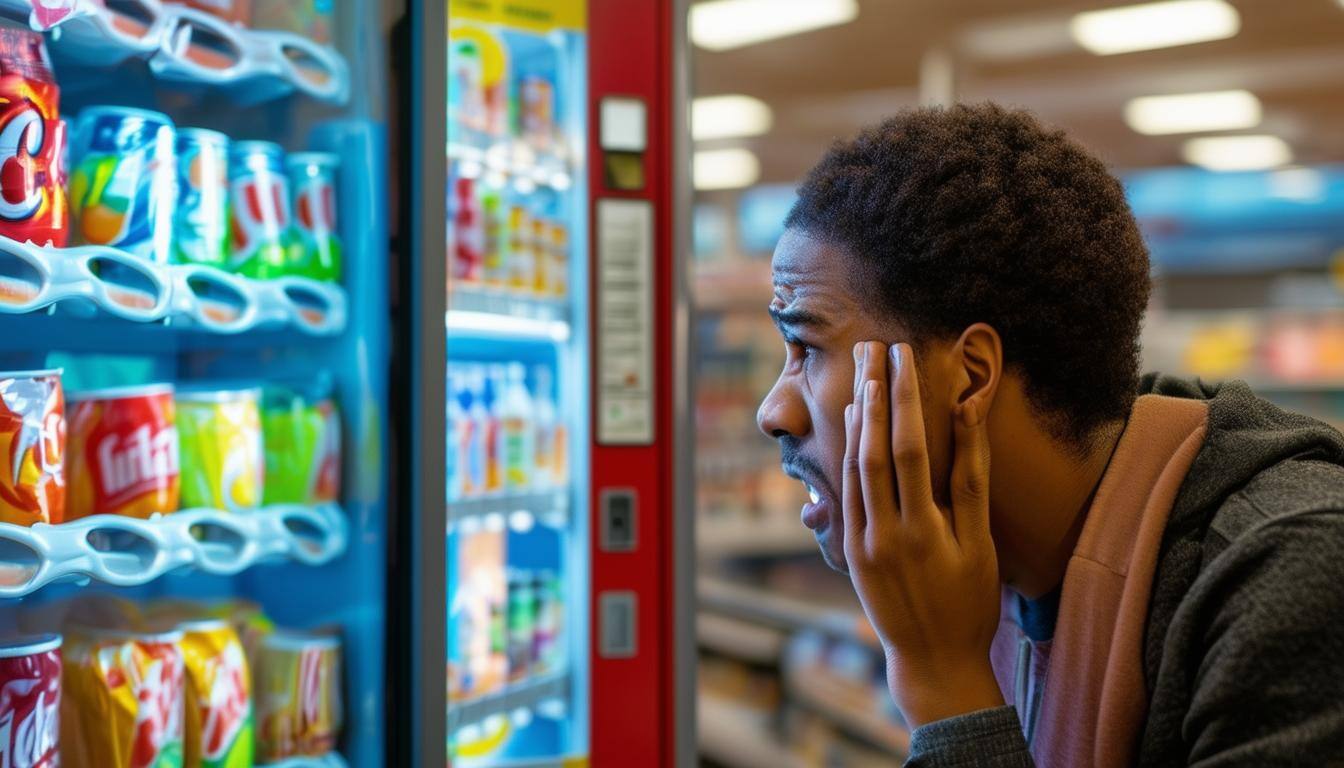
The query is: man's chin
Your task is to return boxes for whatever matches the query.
[815,529,849,575]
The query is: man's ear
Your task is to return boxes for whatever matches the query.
[951,323,1002,427]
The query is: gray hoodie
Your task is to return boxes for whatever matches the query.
[906,376,1344,766]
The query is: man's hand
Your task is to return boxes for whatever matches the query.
[844,341,1004,729]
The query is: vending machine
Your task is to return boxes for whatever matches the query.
[0,0,398,765]
[444,0,694,765]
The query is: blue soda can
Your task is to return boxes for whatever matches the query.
[69,106,176,263]
[228,140,292,279]
[173,127,230,267]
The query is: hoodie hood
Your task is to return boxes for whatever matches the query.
[1139,374,1344,528]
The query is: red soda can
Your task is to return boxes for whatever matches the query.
[0,27,66,247]
[66,384,180,520]
[0,369,65,526]
[0,634,61,768]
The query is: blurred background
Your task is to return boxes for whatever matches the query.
[689,1,1344,765]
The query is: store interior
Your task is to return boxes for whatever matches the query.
[688,1,1344,766]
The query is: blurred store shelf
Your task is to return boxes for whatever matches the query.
[697,517,815,559]
[698,577,872,647]
[448,670,569,733]
[699,692,807,768]
[447,286,571,342]
[784,663,909,759]
[693,260,773,311]
[698,612,787,666]
[0,504,347,597]
[448,489,570,529]
[447,141,575,192]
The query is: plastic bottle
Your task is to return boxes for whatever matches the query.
[447,369,463,502]
[452,177,484,283]
[500,363,534,492]
[507,206,533,294]
[531,366,556,490]
[482,364,505,494]
[481,187,505,287]
[464,365,489,497]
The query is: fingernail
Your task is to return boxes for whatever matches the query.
[865,379,880,403]
[890,344,902,373]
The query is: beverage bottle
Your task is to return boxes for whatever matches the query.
[463,366,488,497]
[530,216,549,296]
[532,366,557,491]
[481,188,505,287]
[482,365,506,494]
[452,177,484,283]
[500,363,534,492]
[506,569,535,682]
[549,222,569,298]
[506,206,533,294]
[531,570,555,672]
[446,369,464,502]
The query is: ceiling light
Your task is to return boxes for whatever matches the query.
[693,95,773,141]
[1124,90,1261,135]
[690,0,858,52]
[694,148,760,190]
[1182,135,1292,171]
[1071,0,1239,55]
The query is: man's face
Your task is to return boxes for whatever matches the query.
[757,229,951,573]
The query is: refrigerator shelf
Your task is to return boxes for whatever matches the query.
[447,285,571,342]
[0,503,348,598]
[449,489,569,527]
[448,670,570,733]
[258,754,349,768]
[0,0,349,105]
[0,237,347,336]
[447,142,575,191]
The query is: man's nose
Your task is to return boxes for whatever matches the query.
[757,376,809,440]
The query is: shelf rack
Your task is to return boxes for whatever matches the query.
[1,0,349,105]
[448,670,569,733]
[447,285,571,342]
[448,488,569,527]
[0,503,348,597]
[0,237,347,336]
[260,753,349,768]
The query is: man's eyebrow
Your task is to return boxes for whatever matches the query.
[768,305,829,331]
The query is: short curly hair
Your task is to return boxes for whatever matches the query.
[785,103,1150,448]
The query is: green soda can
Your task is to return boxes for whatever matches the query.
[227,141,292,279]
[285,152,342,282]
[174,128,230,267]
[261,386,342,505]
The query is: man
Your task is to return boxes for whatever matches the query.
[757,103,1344,767]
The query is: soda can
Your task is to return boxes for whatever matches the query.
[254,630,342,760]
[0,28,66,247]
[228,141,291,280]
[0,633,61,767]
[61,627,186,768]
[285,152,341,283]
[66,384,179,520]
[0,369,65,526]
[176,388,263,512]
[260,387,341,505]
[174,128,230,268]
[176,619,253,768]
[69,106,176,263]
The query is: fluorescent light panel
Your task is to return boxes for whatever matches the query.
[1124,90,1261,135]
[694,148,760,190]
[1182,135,1292,171]
[693,94,773,141]
[690,0,858,51]
[1071,0,1239,55]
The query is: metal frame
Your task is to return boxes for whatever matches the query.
[669,1,697,763]
[395,0,446,764]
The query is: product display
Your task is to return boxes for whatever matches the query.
[254,630,342,761]
[0,368,65,526]
[286,152,342,282]
[260,385,341,505]
[66,384,180,520]
[227,141,292,280]
[447,362,567,500]
[69,106,177,263]
[61,627,187,768]
[0,27,67,248]
[176,388,263,512]
[177,619,254,768]
[0,634,61,767]
[174,128,231,269]
[448,179,571,300]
